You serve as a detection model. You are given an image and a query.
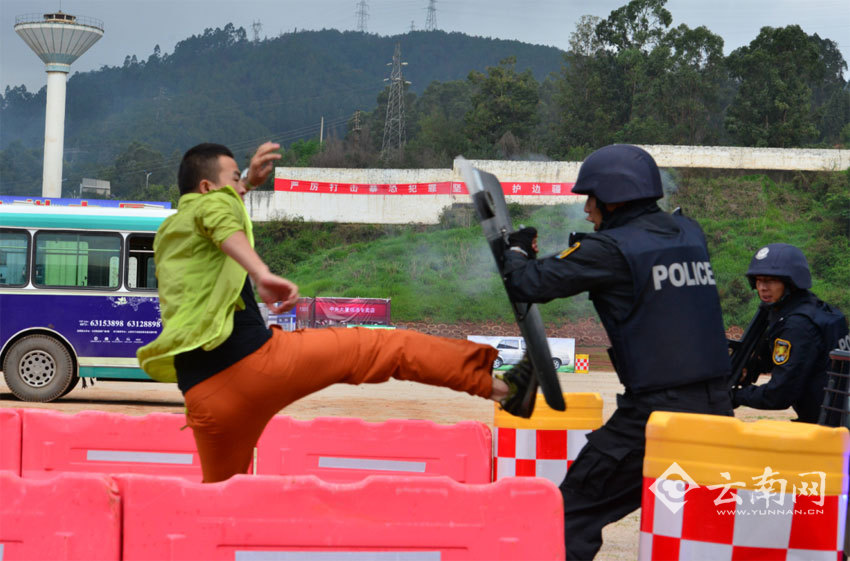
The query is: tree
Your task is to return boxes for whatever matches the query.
[630,24,730,144]
[109,142,168,198]
[407,80,472,164]
[554,15,620,153]
[725,25,824,147]
[464,57,540,153]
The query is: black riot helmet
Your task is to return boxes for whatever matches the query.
[572,144,663,204]
[745,243,812,290]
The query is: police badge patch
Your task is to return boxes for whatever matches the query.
[772,338,791,365]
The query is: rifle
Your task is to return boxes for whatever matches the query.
[728,305,770,389]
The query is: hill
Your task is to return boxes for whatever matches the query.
[0,27,564,181]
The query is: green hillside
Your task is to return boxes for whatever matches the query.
[254,170,850,328]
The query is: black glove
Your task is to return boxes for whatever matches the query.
[730,387,741,408]
[507,227,538,259]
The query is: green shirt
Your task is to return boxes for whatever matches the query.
[137,185,254,382]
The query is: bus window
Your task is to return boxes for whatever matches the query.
[0,230,29,286]
[34,232,121,289]
[126,234,156,290]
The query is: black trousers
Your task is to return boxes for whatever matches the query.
[560,378,733,561]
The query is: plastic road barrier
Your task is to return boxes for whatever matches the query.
[116,473,565,560]
[640,411,848,560]
[0,409,21,475]
[0,471,121,560]
[20,408,203,480]
[256,416,492,483]
[493,392,603,484]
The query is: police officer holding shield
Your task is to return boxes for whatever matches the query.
[502,144,733,560]
[733,243,849,424]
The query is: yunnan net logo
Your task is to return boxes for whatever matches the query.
[648,462,699,514]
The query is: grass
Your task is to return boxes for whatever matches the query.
[253,170,849,328]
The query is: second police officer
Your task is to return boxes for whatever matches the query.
[501,144,733,560]
[733,243,849,424]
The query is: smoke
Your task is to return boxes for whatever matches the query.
[658,168,680,212]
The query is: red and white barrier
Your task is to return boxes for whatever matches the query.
[493,393,603,485]
[0,408,21,475]
[0,471,121,560]
[640,412,849,560]
[116,473,564,560]
[257,416,492,483]
[20,409,203,480]
[640,477,846,560]
[494,425,589,483]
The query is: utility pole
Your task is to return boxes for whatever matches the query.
[425,0,437,31]
[319,116,324,144]
[410,20,416,32]
[355,0,369,32]
[381,43,409,159]
[251,20,262,42]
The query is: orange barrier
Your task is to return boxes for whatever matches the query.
[0,471,121,560]
[0,408,21,475]
[256,416,492,483]
[640,412,848,560]
[116,473,564,560]
[20,408,203,480]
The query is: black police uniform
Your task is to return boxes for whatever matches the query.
[503,202,733,561]
[734,289,849,423]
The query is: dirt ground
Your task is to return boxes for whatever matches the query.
[0,370,792,561]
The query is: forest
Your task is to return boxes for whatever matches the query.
[1,0,848,200]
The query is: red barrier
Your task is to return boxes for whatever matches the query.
[117,474,564,560]
[256,416,492,483]
[21,409,204,480]
[0,408,21,475]
[0,471,121,560]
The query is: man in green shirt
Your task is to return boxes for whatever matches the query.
[138,142,528,483]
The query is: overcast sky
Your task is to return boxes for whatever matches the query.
[1,0,848,93]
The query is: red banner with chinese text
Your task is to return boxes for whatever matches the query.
[312,297,392,327]
[274,179,576,196]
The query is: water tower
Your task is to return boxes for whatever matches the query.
[15,11,103,198]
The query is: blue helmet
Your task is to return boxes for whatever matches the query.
[745,243,812,290]
[572,144,663,204]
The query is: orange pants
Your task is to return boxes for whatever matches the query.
[184,326,497,483]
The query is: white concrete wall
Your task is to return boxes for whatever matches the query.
[245,146,849,224]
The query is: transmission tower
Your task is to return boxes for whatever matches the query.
[381,43,409,158]
[251,20,263,42]
[355,0,369,32]
[425,0,437,31]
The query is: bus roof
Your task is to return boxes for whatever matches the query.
[0,205,175,232]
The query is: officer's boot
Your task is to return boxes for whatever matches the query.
[497,353,537,418]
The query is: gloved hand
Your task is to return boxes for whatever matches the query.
[730,387,741,408]
[507,227,538,259]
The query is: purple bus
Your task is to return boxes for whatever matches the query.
[0,205,174,401]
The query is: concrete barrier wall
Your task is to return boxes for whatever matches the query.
[246,146,849,224]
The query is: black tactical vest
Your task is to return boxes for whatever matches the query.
[788,295,850,359]
[592,215,731,392]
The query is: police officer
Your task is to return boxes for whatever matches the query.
[733,243,849,424]
[502,144,733,560]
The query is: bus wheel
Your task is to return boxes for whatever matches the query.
[59,373,80,397]
[3,335,74,402]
